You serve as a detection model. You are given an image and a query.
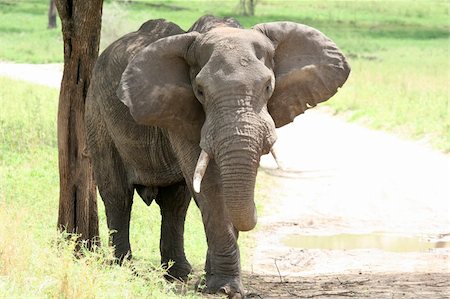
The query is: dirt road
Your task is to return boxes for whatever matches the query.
[0,62,62,88]
[248,98,450,296]
[254,108,449,272]
[2,62,449,297]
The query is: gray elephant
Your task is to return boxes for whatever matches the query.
[85,15,350,297]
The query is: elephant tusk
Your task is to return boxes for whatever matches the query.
[270,143,285,170]
[193,150,210,193]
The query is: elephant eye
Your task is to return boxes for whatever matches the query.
[265,81,273,95]
[196,85,204,99]
[255,52,264,62]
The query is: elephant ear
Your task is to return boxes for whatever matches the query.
[117,32,204,141]
[253,22,350,127]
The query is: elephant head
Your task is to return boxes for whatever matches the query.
[117,21,350,232]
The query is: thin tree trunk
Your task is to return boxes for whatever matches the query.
[248,0,255,16]
[48,0,57,29]
[55,0,103,249]
[239,0,247,16]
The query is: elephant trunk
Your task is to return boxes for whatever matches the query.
[216,136,260,231]
[196,94,274,231]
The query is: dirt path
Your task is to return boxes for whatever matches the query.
[0,62,62,88]
[243,272,450,298]
[253,108,449,271]
[248,106,450,296]
[2,63,449,297]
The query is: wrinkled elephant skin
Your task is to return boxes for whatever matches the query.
[85,15,350,298]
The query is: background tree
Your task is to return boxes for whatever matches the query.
[238,0,256,16]
[247,0,256,16]
[47,0,57,29]
[55,0,104,249]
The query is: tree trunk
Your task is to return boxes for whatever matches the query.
[55,0,103,249]
[48,0,57,29]
[238,0,256,16]
[248,0,255,16]
[239,0,247,16]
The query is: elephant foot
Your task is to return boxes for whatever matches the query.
[112,249,132,265]
[199,274,245,299]
[163,260,192,282]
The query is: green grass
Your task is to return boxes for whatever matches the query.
[0,0,62,63]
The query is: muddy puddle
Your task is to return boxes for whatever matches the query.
[282,233,450,253]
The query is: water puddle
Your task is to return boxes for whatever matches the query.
[282,233,450,253]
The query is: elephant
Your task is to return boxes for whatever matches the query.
[85,15,350,298]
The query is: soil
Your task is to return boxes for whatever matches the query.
[243,272,450,298]
[1,62,449,298]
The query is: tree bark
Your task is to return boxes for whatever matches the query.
[239,0,247,16]
[248,0,255,16]
[55,0,103,249]
[48,0,57,29]
[238,0,256,16]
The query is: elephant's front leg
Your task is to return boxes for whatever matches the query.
[156,183,192,281]
[167,136,245,297]
[195,185,244,298]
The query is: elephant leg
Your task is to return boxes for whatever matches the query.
[95,156,133,261]
[167,136,245,297]
[194,191,244,297]
[101,184,134,262]
[156,182,192,281]
[86,99,134,262]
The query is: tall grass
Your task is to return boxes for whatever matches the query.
[0,225,182,298]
